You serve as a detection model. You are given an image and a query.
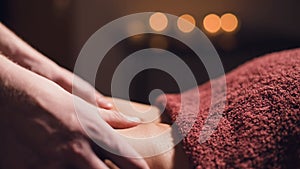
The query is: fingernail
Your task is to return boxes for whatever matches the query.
[121,113,141,123]
[98,98,113,108]
[106,102,113,108]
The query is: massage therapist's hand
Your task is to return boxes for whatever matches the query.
[0,22,112,109]
[0,55,148,169]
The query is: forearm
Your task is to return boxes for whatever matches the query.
[0,54,70,121]
[0,54,35,95]
[0,23,114,109]
[0,23,58,78]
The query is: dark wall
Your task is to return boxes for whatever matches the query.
[0,0,74,69]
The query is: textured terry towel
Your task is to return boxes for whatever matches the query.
[156,48,300,168]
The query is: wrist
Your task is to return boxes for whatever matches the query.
[14,43,42,68]
[16,47,62,82]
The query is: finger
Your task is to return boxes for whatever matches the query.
[83,152,110,169]
[75,83,113,110]
[98,109,141,129]
[69,140,110,169]
[73,100,148,169]
[96,94,113,109]
[92,142,149,169]
[57,69,113,109]
[104,159,120,169]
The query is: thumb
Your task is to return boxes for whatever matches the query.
[98,109,142,129]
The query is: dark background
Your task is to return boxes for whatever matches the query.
[1,0,299,103]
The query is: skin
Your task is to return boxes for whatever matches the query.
[106,98,191,169]
[0,55,189,169]
[0,21,149,168]
[116,124,190,169]
[0,22,112,109]
[0,55,149,169]
[0,22,189,168]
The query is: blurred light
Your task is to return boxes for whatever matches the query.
[149,12,168,32]
[203,14,221,33]
[177,14,196,33]
[221,13,238,32]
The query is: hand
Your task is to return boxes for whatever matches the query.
[0,22,112,109]
[0,55,149,169]
[0,94,147,169]
[36,60,114,109]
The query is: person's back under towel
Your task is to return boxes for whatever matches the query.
[156,48,300,168]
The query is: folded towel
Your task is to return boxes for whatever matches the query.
[156,48,300,168]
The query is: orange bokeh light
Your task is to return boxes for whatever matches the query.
[149,12,168,32]
[203,14,221,33]
[221,13,238,32]
[177,14,196,33]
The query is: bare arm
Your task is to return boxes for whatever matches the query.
[0,22,112,108]
[0,54,149,169]
[0,22,56,76]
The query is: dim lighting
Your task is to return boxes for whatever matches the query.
[149,12,168,32]
[149,36,168,50]
[220,13,238,32]
[203,14,221,33]
[53,0,70,11]
[177,14,196,33]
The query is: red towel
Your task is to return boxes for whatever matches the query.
[156,48,300,168]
